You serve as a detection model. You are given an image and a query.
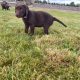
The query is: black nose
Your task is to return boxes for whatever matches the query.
[15,14,20,18]
[16,14,19,17]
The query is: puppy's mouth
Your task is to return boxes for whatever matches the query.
[16,15,22,18]
[16,16,22,18]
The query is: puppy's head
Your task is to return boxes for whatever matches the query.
[15,4,29,18]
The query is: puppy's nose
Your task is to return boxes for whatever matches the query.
[15,14,18,17]
[15,14,19,18]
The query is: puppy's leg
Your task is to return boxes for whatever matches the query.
[25,24,29,34]
[30,26,35,35]
[7,8,10,10]
[43,26,49,34]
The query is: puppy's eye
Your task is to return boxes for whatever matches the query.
[19,7,22,10]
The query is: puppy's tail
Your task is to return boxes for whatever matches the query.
[53,17,67,27]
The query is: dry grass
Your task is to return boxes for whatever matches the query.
[0,7,80,80]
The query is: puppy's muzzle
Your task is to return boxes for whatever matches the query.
[15,14,21,18]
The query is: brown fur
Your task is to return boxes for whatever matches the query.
[1,1,10,10]
[15,4,67,35]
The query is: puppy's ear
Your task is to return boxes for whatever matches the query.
[26,5,29,15]
[22,5,29,18]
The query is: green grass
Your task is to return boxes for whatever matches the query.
[0,7,80,80]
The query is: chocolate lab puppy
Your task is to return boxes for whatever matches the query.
[1,1,10,10]
[15,4,67,35]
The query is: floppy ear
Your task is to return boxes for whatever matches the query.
[26,6,29,16]
[22,5,29,18]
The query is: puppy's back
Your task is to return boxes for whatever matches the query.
[30,11,54,26]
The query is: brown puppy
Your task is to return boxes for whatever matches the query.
[1,1,10,10]
[15,4,67,35]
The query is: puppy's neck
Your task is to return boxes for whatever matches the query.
[23,16,27,19]
[23,10,30,19]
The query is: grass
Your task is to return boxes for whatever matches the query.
[0,7,80,80]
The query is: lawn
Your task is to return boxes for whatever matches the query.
[0,7,80,80]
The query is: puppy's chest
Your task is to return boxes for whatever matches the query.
[22,15,43,27]
[23,18,35,25]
